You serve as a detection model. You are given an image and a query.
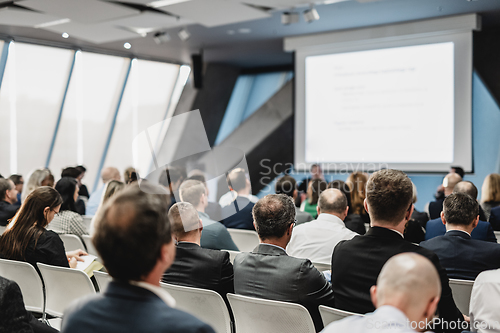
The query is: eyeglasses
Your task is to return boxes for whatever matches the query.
[51,209,60,217]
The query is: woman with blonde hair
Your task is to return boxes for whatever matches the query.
[481,173,500,220]
[89,180,125,235]
[345,172,370,224]
[21,168,54,203]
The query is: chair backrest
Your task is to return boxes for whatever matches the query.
[82,216,93,232]
[312,262,331,272]
[0,258,44,313]
[81,235,99,257]
[449,278,474,315]
[59,234,86,252]
[37,263,96,317]
[226,229,259,252]
[225,250,240,264]
[494,231,500,244]
[93,270,112,292]
[160,283,231,333]
[318,305,364,327]
[227,293,316,333]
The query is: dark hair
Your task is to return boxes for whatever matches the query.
[275,176,297,198]
[55,177,78,213]
[0,179,13,201]
[346,172,368,215]
[76,165,86,173]
[0,187,62,260]
[61,167,82,179]
[451,166,465,179]
[160,166,187,189]
[328,180,352,208]
[308,179,327,205]
[8,174,23,185]
[443,192,478,226]
[318,189,348,214]
[366,169,413,225]
[453,181,478,199]
[227,169,247,192]
[93,184,172,281]
[252,194,296,240]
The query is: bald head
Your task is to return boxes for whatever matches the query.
[453,181,478,199]
[443,173,462,196]
[317,189,348,219]
[101,167,121,184]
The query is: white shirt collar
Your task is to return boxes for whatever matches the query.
[316,213,346,226]
[129,281,176,307]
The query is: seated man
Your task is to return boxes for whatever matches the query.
[420,193,500,280]
[162,202,234,305]
[62,184,214,333]
[179,180,238,251]
[287,188,357,264]
[221,169,255,230]
[323,253,441,333]
[469,268,500,333]
[275,175,313,225]
[331,169,463,333]
[425,181,496,242]
[426,172,462,220]
[234,194,335,332]
[0,179,19,226]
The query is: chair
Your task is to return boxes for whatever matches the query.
[312,262,331,272]
[0,258,45,314]
[226,229,259,252]
[81,234,99,257]
[227,293,316,333]
[226,250,240,264]
[59,234,86,252]
[93,270,112,292]
[160,283,231,333]
[37,263,96,317]
[82,215,93,233]
[449,278,474,315]
[319,305,364,327]
[494,231,500,244]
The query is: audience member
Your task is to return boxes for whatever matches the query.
[61,184,215,333]
[123,167,137,185]
[299,178,327,218]
[234,194,335,332]
[221,169,255,230]
[61,167,86,215]
[8,174,23,205]
[481,173,500,221]
[287,189,357,264]
[469,268,500,333]
[322,253,441,333]
[0,179,19,226]
[489,206,500,231]
[297,163,324,194]
[403,183,427,243]
[329,180,365,234]
[162,202,234,307]
[425,181,496,242]
[346,172,370,221]
[75,165,89,198]
[434,167,465,201]
[89,180,125,235]
[410,182,429,228]
[186,173,222,221]
[179,180,238,250]
[47,177,88,237]
[275,175,313,225]
[331,169,463,332]
[219,169,258,208]
[86,167,121,216]
[426,172,462,220]
[21,169,52,203]
[159,166,186,208]
[0,187,87,275]
[420,193,500,280]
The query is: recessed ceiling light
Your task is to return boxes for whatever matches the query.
[147,0,190,8]
[281,12,299,25]
[238,28,251,34]
[34,18,71,29]
[227,30,235,35]
[178,28,190,41]
[304,7,320,23]
[62,32,69,39]
[124,42,132,49]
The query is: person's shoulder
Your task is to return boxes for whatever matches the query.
[62,210,82,219]
[195,245,230,262]
[162,307,215,332]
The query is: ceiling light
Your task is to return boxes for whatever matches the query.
[124,42,132,49]
[238,28,251,34]
[281,12,299,25]
[154,31,171,44]
[304,7,320,23]
[34,18,71,29]
[178,28,190,41]
[227,30,235,35]
[147,0,190,8]
[62,32,69,39]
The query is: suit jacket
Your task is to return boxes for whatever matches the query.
[331,227,463,333]
[425,218,497,243]
[420,230,500,280]
[234,244,335,332]
[427,198,445,220]
[62,281,215,333]
[0,200,19,226]
[411,208,429,229]
[199,212,238,251]
[344,214,367,235]
[221,196,255,230]
[0,276,33,333]
[489,206,500,231]
[162,242,234,305]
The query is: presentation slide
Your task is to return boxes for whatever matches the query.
[304,42,455,164]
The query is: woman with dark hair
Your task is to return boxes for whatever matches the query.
[300,178,327,217]
[48,177,88,237]
[0,187,86,270]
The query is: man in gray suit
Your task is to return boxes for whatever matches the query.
[233,194,335,332]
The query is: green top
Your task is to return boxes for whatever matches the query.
[300,200,318,218]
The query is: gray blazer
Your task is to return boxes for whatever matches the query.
[233,244,335,332]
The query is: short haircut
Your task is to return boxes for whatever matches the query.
[252,194,296,240]
[453,181,478,199]
[328,180,352,208]
[179,180,205,206]
[275,176,296,198]
[168,202,200,239]
[366,169,413,225]
[227,168,247,192]
[0,179,13,201]
[451,166,465,179]
[318,189,347,214]
[76,165,86,173]
[61,167,82,179]
[8,175,23,185]
[92,184,172,281]
[443,192,479,226]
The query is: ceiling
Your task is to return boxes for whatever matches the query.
[1,0,500,68]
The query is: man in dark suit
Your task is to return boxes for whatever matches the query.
[426,173,462,220]
[489,205,500,231]
[162,202,234,304]
[420,193,500,280]
[221,168,255,230]
[62,184,214,333]
[0,179,19,226]
[233,194,335,332]
[331,169,464,333]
